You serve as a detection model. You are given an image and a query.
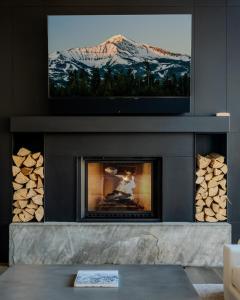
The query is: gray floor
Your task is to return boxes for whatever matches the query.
[0,265,8,275]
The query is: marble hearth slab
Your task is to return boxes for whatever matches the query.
[9,222,231,266]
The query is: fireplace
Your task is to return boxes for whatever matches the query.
[80,158,162,221]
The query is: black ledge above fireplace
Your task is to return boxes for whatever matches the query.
[10,115,230,133]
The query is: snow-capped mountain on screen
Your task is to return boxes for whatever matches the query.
[49,34,191,86]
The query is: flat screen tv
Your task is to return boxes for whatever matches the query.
[48,14,192,115]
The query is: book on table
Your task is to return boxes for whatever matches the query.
[74,270,119,288]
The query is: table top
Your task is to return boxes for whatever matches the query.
[0,265,199,300]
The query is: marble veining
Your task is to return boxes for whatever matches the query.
[9,222,231,266]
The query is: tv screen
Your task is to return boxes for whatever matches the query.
[48,14,192,114]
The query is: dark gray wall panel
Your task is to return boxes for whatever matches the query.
[12,6,48,115]
[227,133,240,222]
[45,154,77,221]
[227,7,240,131]
[195,0,226,6]
[194,6,227,114]
[0,6,14,262]
[231,222,240,243]
[162,157,194,221]
[228,0,240,6]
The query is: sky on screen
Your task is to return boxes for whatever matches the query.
[48,14,191,55]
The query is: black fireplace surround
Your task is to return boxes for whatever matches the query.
[11,116,229,224]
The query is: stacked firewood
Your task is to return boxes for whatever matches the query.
[12,147,44,222]
[195,153,228,222]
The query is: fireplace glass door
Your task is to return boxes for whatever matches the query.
[84,158,161,220]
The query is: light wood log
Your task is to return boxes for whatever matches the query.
[197,154,211,169]
[18,200,28,209]
[15,172,29,184]
[196,206,203,213]
[202,191,208,199]
[219,208,227,216]
[29,173,38,181]
[220,195,228,202]
[219,179,227,190]
[214,168,222,176]
[23,155,36,168]
[204,207,215,217]
[213,195,220,203]
[219,188,226,196]
[13,188,28,200]
[209,153,225,163]
[27,201,38,209]
[18,213,26,222]
[215,213,227,221]
[12,155,25,167]
[196,199,205,207]
[34,167,44,179]
[219,199,227,209]
[197,186,207,195]
[21,167,33,176]
[221,164,228,174]
[206,197,213,207]
[12,182,23,191]
[209,186,218,197]
[195,211,204,222]
[26,189,37,199]
[12,166,21,177]
[36,155,43,168]
[32,195,43,205]
[212,203,220,213]
[37,176,43,188]
[35,206,44,222]
[35,188,44,195]
[25,208,35,216]
[196,169,206,177]
[12,214,21,222]
[195,193,202,200]
[13,208,22,214]
[205,173,213,181]
[208,179,218,188]
[17,147,31,157]
[23,210,34,222]
[207,167,213,173]
[32,152,41,160]
[205,216,218,222]
[196,176,204,184]
[13,201,20,208]
[200,181,208,190]
[214,174,224,182]
[26,180,37,189]
[211,160,224,169]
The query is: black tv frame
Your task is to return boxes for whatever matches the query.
[48,11,192,115]
[49,97,190,115]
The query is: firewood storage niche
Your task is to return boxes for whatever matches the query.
[79,157,162,221]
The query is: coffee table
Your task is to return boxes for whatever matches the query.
[0,265,199,300]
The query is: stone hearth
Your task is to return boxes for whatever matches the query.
[9,222,231,266]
